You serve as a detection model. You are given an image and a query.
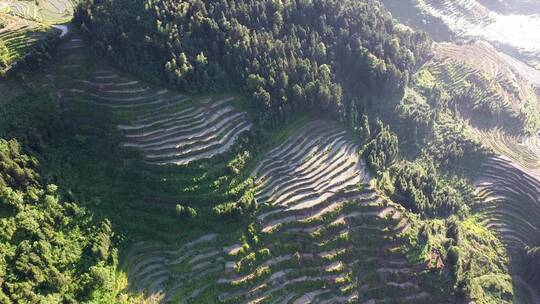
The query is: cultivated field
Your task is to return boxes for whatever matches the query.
[472,128,540,175]
[0,0,74,24]
[383,0,540,71]
[123,122,436,303]
[475,156,540,255]
[472,126,540,257]
[2,0,539,302]
[61,45,252,166]
[434,41,540,100]
[0,0,75,73]
[414,40,540,134]
[0,14,51,70]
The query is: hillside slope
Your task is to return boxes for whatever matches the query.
[381,0,540,70]
[394,11,540,301]
[123,122,445,303]
[1,0,539,303]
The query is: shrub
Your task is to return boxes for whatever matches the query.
[175,204,197,219]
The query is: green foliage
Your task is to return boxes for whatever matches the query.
[396,88,490,176]
[385,159,473,218]
[0,139,38,191]
[212,201,241,219]
[175,204,198,219]
[213,178,256,219]
[0,39,9,69]
[395,89,432,147]
[363,119,399,174]
[359,114,371,141]
[227,151,251,176]
[426,113,490,172]
[0,139,116,303]
[0,91,60,149]
[453,218,514,303]
[76,0,431,126]
[402,217,513,303]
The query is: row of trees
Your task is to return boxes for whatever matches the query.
[75,0,431,127]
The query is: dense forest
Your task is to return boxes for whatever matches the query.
[0,80,119,303]
[75,0,431,126]
[0,138,116,303]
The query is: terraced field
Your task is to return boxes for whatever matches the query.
[414,40,540,135]
[0,0,75,73]
[64,65,252,166]
[472,126,540,257]
[418,36,540,299]
[475,156,540,255]
[0,14,50,70]
[219,197,428,304]
[433,41,540,99]
[1,0,538,302]
[123,122,438,303]
[382,0,540,71]
[123,233,224,303]
[472,128,540,176]
[0,0,75,24]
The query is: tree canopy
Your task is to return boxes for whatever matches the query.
[76,0,431,126]
[0,139,117,303]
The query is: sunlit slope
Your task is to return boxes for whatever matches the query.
[123,122,440,303]
[472,122,540,260]
[402,31,540,300]
[0,0,75,74]
[426,42,540,266]
[424,41,540,171]
[433,41,540,96]
[0,14,55,71]
[0,0,75,24]
[411,40,540,135]
[221,122,434,304]
[381,0,540,71]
